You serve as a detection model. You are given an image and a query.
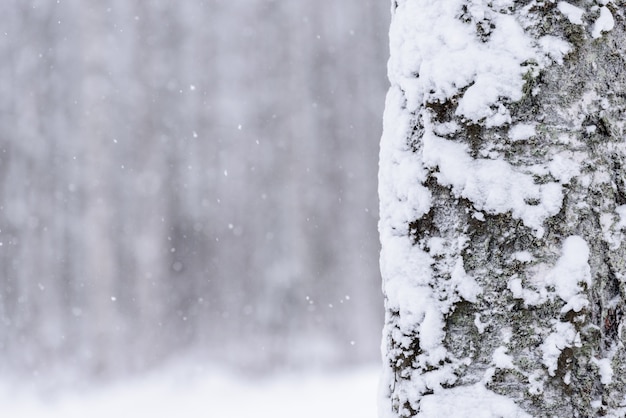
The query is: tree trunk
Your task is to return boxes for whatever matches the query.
[379,1,626,417]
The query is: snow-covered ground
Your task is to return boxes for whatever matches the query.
[0,364,380,418]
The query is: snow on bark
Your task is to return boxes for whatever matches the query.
[380,0,626,416]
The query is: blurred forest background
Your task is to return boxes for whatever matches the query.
[0,0,388,385]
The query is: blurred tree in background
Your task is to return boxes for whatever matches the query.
[0,0,388,383]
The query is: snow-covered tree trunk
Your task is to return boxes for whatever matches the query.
[379,1,626,417]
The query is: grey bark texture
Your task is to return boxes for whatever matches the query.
[380,2,626,417]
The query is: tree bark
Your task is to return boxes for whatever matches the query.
[379,1,626,417]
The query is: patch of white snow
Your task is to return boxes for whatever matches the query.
[592,6,615,39]
[418,383,532,418]
[450,257,481,303]
[548,153,580,185]
[508,276,543,306]
[0,366,380,418]
[492,346,515,370]
[557,2,585,25]
[422,133,563,234]
[592,357,614,385]
[538,36,572,65]
[474,313,488,334]
[512,251,534,263]
[541,322,580,377]
[546,236,591,313]
[508,123,536,141]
